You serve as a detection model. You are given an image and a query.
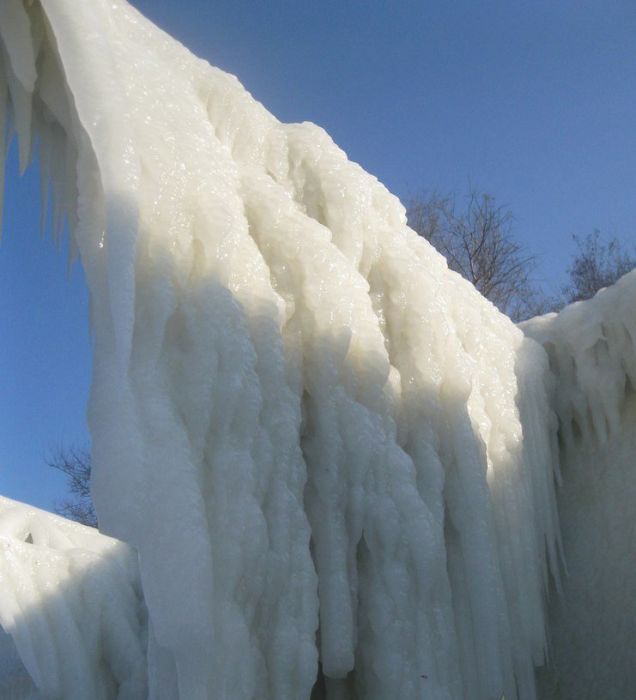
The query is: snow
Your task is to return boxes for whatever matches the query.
[0,1,634,698]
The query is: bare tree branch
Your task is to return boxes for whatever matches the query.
[47,447,97,528]
[563,230,636,303]
[406,188,543,321]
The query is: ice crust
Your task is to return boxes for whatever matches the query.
[0,1,633,698]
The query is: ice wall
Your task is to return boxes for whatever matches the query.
[524,271,636,700]
[0,496,147,699]
[0,1,562,698]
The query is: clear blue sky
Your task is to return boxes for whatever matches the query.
[2,0,636,512]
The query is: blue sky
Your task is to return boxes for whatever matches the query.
[2,0,636,512]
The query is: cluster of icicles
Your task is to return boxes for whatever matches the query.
[1,1,635,698]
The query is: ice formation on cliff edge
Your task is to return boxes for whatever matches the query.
[0,0,631,698]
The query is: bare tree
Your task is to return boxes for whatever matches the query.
[563,230,636,303]
[47,447,97,527]
[407,189,542,321]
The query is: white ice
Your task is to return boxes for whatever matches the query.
[0,1,634,698]
[524,271,636,700]
[0,496,147,699]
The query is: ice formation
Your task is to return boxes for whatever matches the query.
[0,1,634,698]
[0,496,147,698]
[523,272,636,700]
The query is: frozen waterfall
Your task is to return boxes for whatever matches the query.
[0,1,634,698]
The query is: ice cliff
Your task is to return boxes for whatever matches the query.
[0,1,633,698]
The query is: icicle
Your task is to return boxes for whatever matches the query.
[0,53,7,236]
[5,69,33,173]
[64,135,78,233]
[0,0,37,91]
[0,0,37,174]
[49,125,66,245]
[38,117,51,236]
